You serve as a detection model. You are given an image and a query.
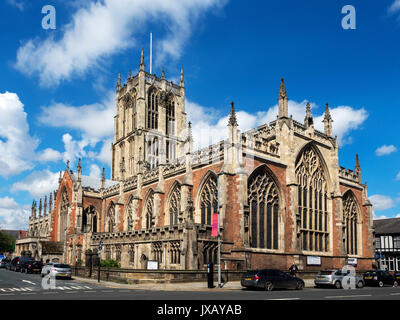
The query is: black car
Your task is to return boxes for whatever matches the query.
[22,261,43,274]
[10,256,35,272]
[0,259,10,268]
[395,272,400,282]
[241,269,305,291]
[363,270,398,287]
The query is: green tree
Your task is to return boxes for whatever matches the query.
[0,232,15,253]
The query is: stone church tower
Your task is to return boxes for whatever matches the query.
[111,49,187,181]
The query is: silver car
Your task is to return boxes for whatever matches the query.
[41,262,72,279]
[314,269,364,289]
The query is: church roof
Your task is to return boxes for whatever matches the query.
[374,218,400,235]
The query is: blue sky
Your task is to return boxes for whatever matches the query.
[0,0,400,229]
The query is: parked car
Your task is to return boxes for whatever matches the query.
[10,256,35,272]
[363,270,398,287]
[41,262,72,279]
[0,259,10,268]
[314,270,364,289]
[241,269,305,291]
[395,272,400,282]
[22,261,43,274]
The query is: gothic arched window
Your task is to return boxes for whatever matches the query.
[343,191,359,255]
[126,197,137,231]
[145,190,154,229]
[199,173,218,225]
[248,166,280,249]
[296,145,329,252]
[169,184,181,226]
[147,89,158,130]
[107,203,115,233]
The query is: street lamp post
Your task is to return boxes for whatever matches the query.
[98,240,103,283]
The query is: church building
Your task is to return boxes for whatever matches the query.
[16,50,375,272]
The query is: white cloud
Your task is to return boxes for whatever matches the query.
[396,172,400,181]
[186,99,368,149]
[7,0,25,11]
[373,214,389,220]
[389,0,400,14]
[376,144,397,156]
[38,93,115,165]
[15,0,227,86]
[0,92,39,177]
[97,139,113,165]
[369,194,396,211]
[11,170,59,198]
[39,92,115,143]
[0,197,30,230]
[396,214,400,218]
[37,148,62,162]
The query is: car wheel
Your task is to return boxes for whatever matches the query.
[357,281,364,289]
[264,281,274,291]
[334,281,342,289]
[296,281,304,290]
[393,281,398,288]
[378,281,384,288]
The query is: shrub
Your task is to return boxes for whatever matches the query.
[101,259,121,268]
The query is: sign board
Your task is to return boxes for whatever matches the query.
[348,258,357,266]
[147,260,159,270]
[212,213,219,237]
[306,256,321,266]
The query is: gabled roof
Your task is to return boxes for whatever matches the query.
[373,218,400,235]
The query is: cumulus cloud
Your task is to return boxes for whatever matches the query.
[373,214,389,220]
[11,170,59,198]
[0,197,30,230]
[397,172,400,181]
[369,194,396,211]
[37,148,62,162]
[186,99,368,149]
[15,0,227,86]
[0,92,39,177]
[38,92,115,143]
[375,144,397,156]
[38,93,115,165]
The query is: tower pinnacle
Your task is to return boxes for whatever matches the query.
[228,101,238,127]
[278,78,288,118]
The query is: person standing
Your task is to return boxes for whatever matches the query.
[289,262,299,277]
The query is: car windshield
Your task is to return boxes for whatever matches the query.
[54,264,70,268]
[319,271,334,275]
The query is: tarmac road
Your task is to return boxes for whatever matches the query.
[0,268,399,300]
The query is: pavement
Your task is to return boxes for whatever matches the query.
[71,275,316,291]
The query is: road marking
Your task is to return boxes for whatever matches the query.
[42,292,56,295]
[84,286,92,289]
[70,286,83,290]
[0,289,6,292]
[101,290,114,292]
[84,290,96,293]
[65,291,78,294]
[118,290,130,292]
[267,298,301,301]
[0,294,15,296]
[21,293,36,295]
[325,294,372,299]
[22,280,36,285]
[390,293,400,296]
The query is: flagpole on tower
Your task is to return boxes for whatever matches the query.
[150,32,152,74]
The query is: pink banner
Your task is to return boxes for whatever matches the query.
[212,213,219,237]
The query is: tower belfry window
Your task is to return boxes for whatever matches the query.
[147,90,158,130]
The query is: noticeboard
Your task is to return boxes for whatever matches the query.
[147,260,159,270]
[306,256,321,266]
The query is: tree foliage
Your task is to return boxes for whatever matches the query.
[0,232,15,253]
